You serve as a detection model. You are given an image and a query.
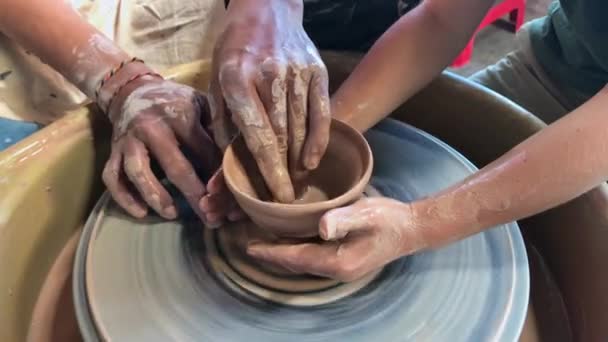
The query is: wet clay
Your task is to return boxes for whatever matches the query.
[292,175,341,204]
[223,118,373,238]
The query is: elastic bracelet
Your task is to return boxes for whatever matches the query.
[104,72,164,113]
[95,57,145,101]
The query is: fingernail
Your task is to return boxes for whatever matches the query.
[199,196,211,212]
[206,220,222,229]
[304,151,320,170]
[320,227,331,240]
[278,187,295,203]
[207,211,226,226]
[125,195,147,218]
[246,244,263,257]
[164,205,178,219]
[318,212,335,240]
[322,224,336,240]
[132,206,148,218]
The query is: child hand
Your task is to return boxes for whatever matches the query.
[101,71,236,226]
[246,197,430,281]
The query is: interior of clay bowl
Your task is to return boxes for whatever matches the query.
[223,118,373,238]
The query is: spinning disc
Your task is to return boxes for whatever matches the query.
[74,119,529,341]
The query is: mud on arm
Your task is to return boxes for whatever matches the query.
[0,0,235,224]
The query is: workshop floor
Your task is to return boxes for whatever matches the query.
[449,0,554,77]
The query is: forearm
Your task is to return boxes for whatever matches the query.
[331,0,492,132]
[0,0,135,101]
[416,87,608,248]
[226,0,303,21]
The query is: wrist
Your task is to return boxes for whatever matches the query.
[97,61,163,119]
[97,60,154,110]
[408,194,480,251]
[107,75,165,126]
[228,0,303,16]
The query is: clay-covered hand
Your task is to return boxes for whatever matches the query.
[210,0,331,203]
[101,72,241,225]
[246,197,430,282]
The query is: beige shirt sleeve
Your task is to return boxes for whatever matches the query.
[0,0,224,124]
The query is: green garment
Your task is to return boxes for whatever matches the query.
[529,0,608,98]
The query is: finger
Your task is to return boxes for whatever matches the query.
[135,120,208,220]
[200,168,242,227]
[175,120,222,176]
[249,239,376,282]
[256,59,288,171]
[319,201,376,241]
[172,93,222,173]
[102,147,148,218]
[303,67,331,170]
[200,195,245,227]
[220,63,295,203]
[123,137,177,219]
[228,207,247,221]
[209,72,237,151]
[205,211,227,226]
[226,193,246,222]
[206,168,227,195]
[200,192,232,213]
[287,65,312,182]
[246,242,341,278]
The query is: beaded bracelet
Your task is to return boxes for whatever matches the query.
[104,72,164,113]
[94,57,145,101]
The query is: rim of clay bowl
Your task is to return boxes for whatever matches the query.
[223,119,374,213]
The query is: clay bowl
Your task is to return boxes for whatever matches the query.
[223,119,373,238]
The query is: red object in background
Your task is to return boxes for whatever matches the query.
[451,0,526,68]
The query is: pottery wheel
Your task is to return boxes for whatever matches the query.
[74,119,529,341]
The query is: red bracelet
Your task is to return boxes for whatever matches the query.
[104,72,164,113]
[95,57,145,101]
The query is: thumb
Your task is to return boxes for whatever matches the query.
[206,167,226,194]
[319,201,375,241]
[246,241,336,277]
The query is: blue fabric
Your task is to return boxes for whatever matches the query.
[0,117,41,151]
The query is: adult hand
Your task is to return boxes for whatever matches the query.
[210,0,331,203]
[100,70,241,225]
[246,197,431,282]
